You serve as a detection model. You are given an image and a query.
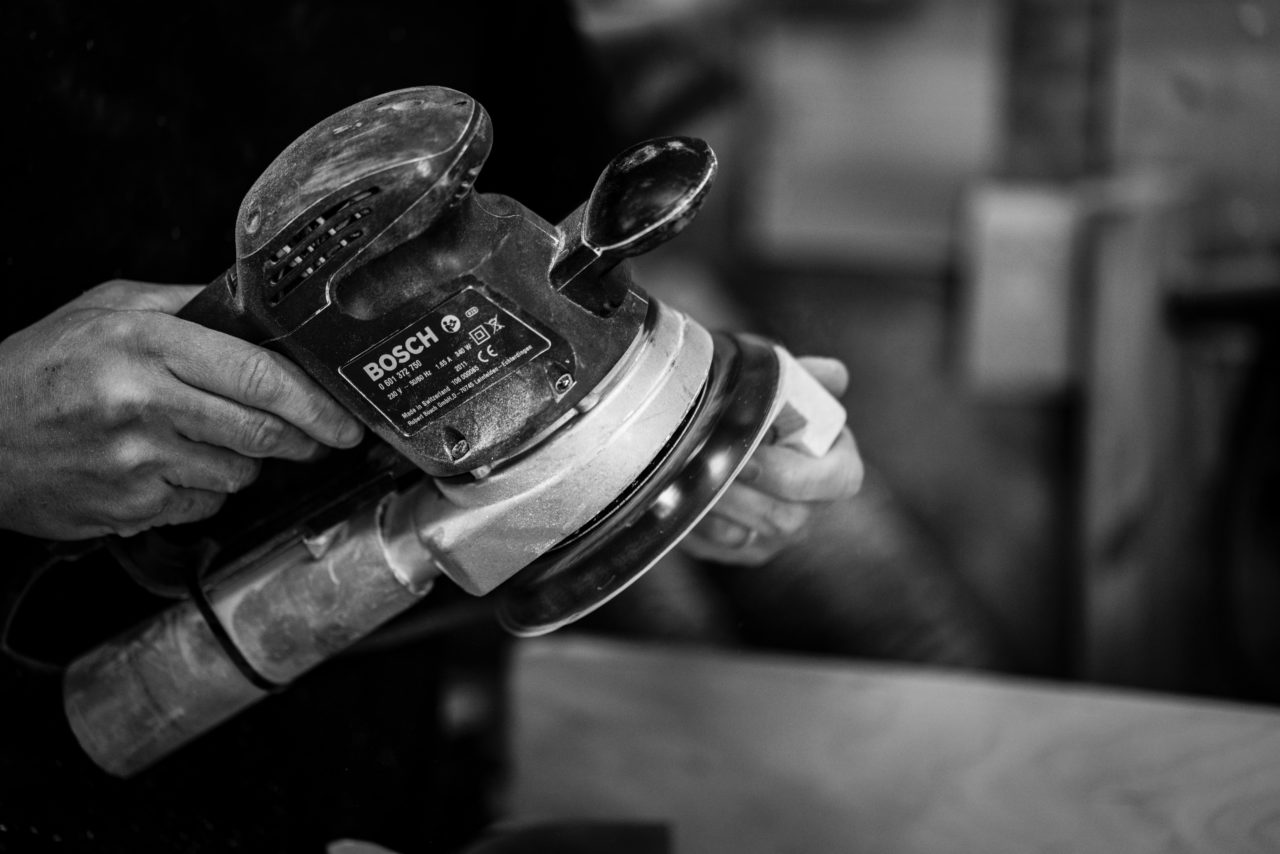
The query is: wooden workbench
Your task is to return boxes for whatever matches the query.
[507,636,1280,853]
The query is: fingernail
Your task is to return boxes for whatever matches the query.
[738,458,761,484]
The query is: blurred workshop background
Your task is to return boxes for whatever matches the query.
[405,3,1280,848]
[558,0,1280,702]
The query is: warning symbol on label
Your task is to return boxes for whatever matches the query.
[441,315,461,333]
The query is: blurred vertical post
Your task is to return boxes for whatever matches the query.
[960,0,1117,674]
[1003,0,1114,181]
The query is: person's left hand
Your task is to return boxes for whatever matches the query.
[677,356,864,566]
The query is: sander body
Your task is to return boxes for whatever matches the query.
[60,87,846,777]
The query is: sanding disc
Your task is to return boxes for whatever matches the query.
[496,331,781,636]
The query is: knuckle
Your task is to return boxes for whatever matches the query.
[237,349,286,404]
[79,279,134,308]
[288,393,324,431]
[98,279,137,302]
[85,308,143,344]
[241,414,287,455]
[95,377,153,423]
[106,437,158,475]
[115,485,170,524]
[771,462,811,498]
[763,501,809,538]
[291,387,335,433]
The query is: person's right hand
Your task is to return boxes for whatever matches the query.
[0,280,365,540]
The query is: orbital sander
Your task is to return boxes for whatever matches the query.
[60,86,846,777]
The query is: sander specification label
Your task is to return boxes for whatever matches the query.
[340,287,551,436]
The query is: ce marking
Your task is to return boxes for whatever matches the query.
[476,344,501,364]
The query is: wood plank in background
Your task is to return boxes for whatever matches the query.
[509,637,1280,854]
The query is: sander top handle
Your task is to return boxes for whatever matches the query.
[180,86,492,340]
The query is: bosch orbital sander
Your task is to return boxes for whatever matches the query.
[61,87,845,776]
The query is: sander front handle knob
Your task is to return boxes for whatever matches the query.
[551,137,717,292]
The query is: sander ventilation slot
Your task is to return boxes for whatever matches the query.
[264,187,381,303]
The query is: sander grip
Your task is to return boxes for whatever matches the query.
[178,267,264,343]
